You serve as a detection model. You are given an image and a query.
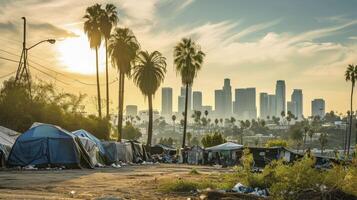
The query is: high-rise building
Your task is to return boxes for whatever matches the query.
[260,93,269,119]
[180,86,192,112]
[311,99,325,118]
[161,87,172,116]
[215,89,224,117]
[234,88,257,120]
[268,94,276,117]
[126,105,138,116]
[275,80,286,117]
[223,78,232,116]
[178,96,185,114]
[287,101,297,116]
[291,89,303,119]
[192,91,202,111]
[201,105,213,115]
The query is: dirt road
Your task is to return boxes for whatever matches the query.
[0,164,229,200]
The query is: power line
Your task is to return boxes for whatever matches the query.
[0,70,17,79]
[0,56,20,63]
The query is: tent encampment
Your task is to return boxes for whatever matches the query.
[72,129,105,155]
[7,124,93,169]
[205,142,244,166]
[101,141,133,164]
[205,142,243,152]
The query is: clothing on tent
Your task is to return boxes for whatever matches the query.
[7,124,93,169]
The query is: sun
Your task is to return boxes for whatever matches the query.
[56,30,105,75]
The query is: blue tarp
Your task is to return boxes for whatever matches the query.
[72,129,105,155]
[7,124,92,168]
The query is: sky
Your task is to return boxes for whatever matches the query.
[0,0,356,117]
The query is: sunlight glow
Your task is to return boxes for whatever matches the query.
[56,30,105,75]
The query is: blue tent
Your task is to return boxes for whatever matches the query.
[7,124,93,168]
[72,129,105,155]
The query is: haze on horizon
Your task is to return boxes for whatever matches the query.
[0,0,356,116]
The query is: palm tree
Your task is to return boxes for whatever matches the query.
[84,4,103,118]
[174,38,205,148]
[132,50,167,147]
[99,4,118,118]
[108,28,140,142]
[319,133,328,155]
[172,115,177,133]
[345,64,357,156]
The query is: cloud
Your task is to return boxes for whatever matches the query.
[28,22,78,39]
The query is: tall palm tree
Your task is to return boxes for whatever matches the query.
[345,64,357,156]
[172,115,176,133]
[108,28,140,141]
[84,4,103,118]
[174,38,205,148]
[100,4,118,118]
[132,50,167,147]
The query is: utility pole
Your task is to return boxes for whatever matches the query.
[15,17,31,93]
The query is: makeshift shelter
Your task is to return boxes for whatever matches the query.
[187,145,204,165]
[205,142,244,166]
[0,126,19,168]
[72,129,105,155]
[7,124,93,169]
[75,136,104,166]
[151,144,176,155]
[248,147,286,168]
[101,141,133,164]
[129,140,150,163]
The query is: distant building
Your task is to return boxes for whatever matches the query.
[234,88,257,120]
[223,78,232,116]
[287,101,297,117]
[291,89,303,119]
[260,93,269,119]
[215,89,224,117]
[311,99,325,118]
[126,105,138,116]
[275,80,286,116]
[268,94,276,118]
[192,91,202,111]
[201,105,213,115]
[161,87,172,116]
[180,86,192,112]
[178,96,185,114]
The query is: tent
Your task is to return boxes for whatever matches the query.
[205,142,243,152]
[151,144,177,156]
[0,126,19,168]
[72,129,105,155]
[129,140,150,163]
[187,145,204,165]
[7,124,93,169]
[75,136,105,166]
[101,141,133,164]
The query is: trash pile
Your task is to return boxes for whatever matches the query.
[231,182,269,197]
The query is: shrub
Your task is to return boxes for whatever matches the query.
[189,168,200,175]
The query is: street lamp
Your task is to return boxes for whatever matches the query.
[27,39,56,51]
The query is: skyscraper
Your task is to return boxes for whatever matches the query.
[234,88,257,120]
[161,87,173,116]
[268,94,276,118]
[215,89,224,117]
[223,78,232,116]
[192,91,202,111]
[311,99,325,118]
[287,101,297,116]
[126,105,138,116]
[180,86,192,112]
[260,93,269,119]
[291,89,303,119]
[275,80,286,117]
[178,96,185,114]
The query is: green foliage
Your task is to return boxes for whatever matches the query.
[265,139,288,147]
[159,137,174,146]
[201,132,226,148]
[159,178,215,192]
[190,136,200,146]
[121,121,142,140]
[0,79,111,139]
[189,168,200,175]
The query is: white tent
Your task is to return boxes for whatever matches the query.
[0,126,19,147]
[205,142,243,152]
[77,136,101,166]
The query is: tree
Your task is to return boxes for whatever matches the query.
[187,132,192,146]
[108,28,139,142]
[265,139,288,147]
[345,64,357,156]
[83,4,103,118]
[172,115,176,133]
[201,132,226,148]
[122,121,142,140]
[132,50,167,147]
[174,38,205,148]
[290,124,304,152]
[319,133,328,155]
[99,4,118,118]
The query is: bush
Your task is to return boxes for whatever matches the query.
[265,139,288,147]
[201,132,226,148]
[189,168,200,175]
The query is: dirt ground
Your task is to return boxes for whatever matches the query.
[0,164,230,200]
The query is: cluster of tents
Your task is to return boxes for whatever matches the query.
[0,123,150,169]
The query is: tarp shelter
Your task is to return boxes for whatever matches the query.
[151,144,177,156]
[129,140,150,163]
[187,145,204,165]
[205,142,243,152]
[0,126,19,168]
[72,129,105,155]
[205,142,244,166]
[101,141,133,164]
[76,136,104,167]
[7,124,93,169]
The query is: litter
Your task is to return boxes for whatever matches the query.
[232,182,268,197]
[111,163,121,168]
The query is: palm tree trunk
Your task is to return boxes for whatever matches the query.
[95,47,102,118]
[347,84,354,157]
[173,120,175,133]
[105,39,109,119]
[147,94,153,147]
[182,84,189,148]
[117,72,124,142]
